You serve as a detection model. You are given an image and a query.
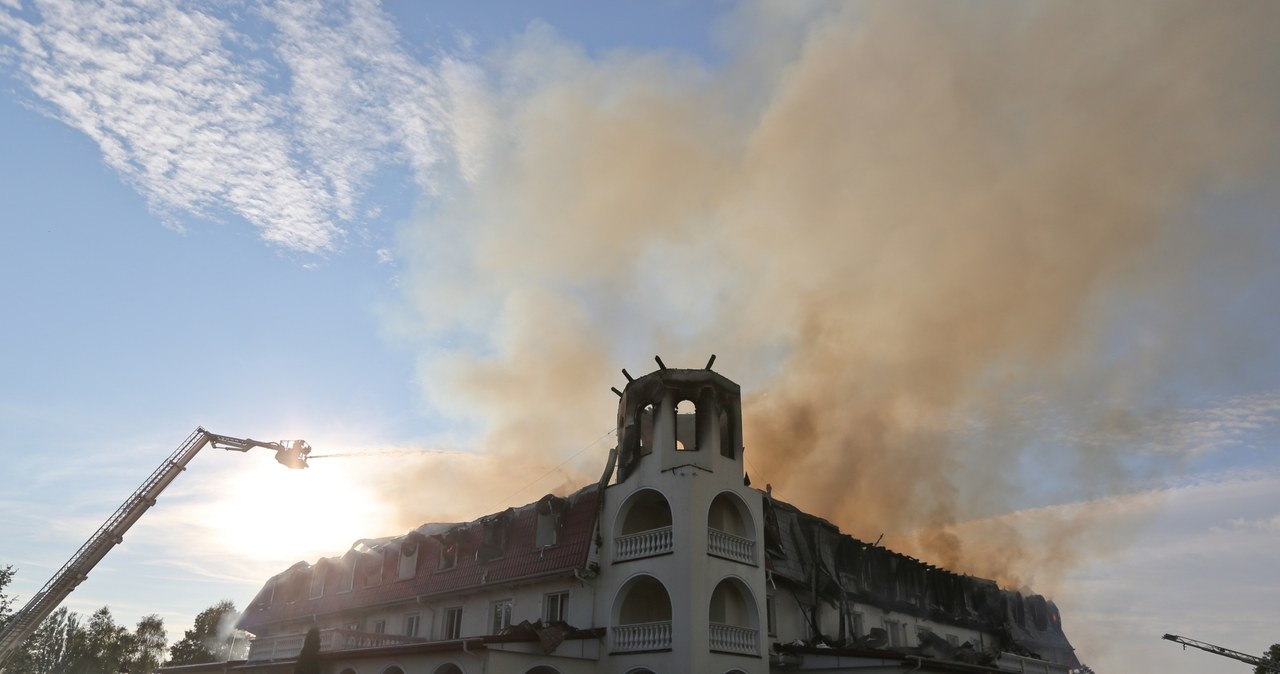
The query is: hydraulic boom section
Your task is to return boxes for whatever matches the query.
[1163,634,1280,673]
[0,427,310,670]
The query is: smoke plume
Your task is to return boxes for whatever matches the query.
[391,1,1280,589]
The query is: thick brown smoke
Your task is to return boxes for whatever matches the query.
[392,1,1280,589]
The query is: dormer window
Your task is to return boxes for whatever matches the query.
[478,512,511,562]
[363,550,383,588]
[257,577,277,608]
[308,563,325,599]
[338,553,356,593]
[398,538,419,580]
[535,495,566,548]
[438,531,459,570]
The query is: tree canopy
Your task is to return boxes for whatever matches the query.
[167,600,243,665]
[294,626,322,674]
[1,566,167,674]
[1257,643,1280,674]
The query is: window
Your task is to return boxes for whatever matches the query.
[718,406,734,458]
[372,619,386,634]
[478,513,510,562]
[885,620,905,647]
[405,613,421,637]
[399,539,419,580]
[490,599,513,634]
[536,496,565,548]
[442,607,463,640]
[674,399,697,450]
[308,566,325,599]
[766,595,776,636]
[439,536,458,570]
[339,557,355,593]
[639,403,655,454]
[260,579,276,607]
[851,612,865,638]
[544,591,569,624]
[363,551,383,587]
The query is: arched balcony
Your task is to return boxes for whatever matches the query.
[708,578,760,656]
[612,575,673,653]
[706,492,756,565]
[614,489,673,562]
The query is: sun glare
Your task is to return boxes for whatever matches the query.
[205,456,395,562]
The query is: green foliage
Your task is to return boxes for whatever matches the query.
[77,606,136,674]
[1257,643,1280,674]
[293,626,322,674]
[1,566,167,674]
[167,600,242,665]
[0,564,14,622]
[21,606,79,674]
[127,614,167,674]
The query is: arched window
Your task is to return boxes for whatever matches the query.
[614,489,673,562]
[382,667,405,674]
[524,667,561,674]
[707,492,756,565]
[638,403,655,454]
[612,575,672,653]
[674,399,697,450]
[617,489,672,535]
[708,577,759,656]
[338,669,357,674]
[432,664,464,674]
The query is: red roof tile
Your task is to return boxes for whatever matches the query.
[238,486,599,632]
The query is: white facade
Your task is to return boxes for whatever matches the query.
[166,364,1077,674]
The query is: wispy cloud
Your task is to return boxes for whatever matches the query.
[1059,390,1280,457]
[0,0,477,253]
[2,1,341,251]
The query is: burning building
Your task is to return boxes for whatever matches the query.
[174,364,1078,674]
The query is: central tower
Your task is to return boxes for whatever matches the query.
[597,358,767,674]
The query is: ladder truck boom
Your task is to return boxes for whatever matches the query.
[0,427,310,669]
[1163,634,1280,673]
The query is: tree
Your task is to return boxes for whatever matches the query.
[127,614,167,674]
[0,564,14,623]
[294,626,321,674]
[168,600,241,665]
[1257,643,1280,674]
[19,606,81,674]
[70,606,134,674]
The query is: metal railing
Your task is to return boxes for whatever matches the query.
[709,622,758,655]
[611,620,673,653]
[614,526,673,561]
[707,528,755,565]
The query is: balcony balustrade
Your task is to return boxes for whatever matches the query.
[246,628,424,662]
[614,526,673,562]
[707,528,756,565]
[708,622,759,655]
[611,620,673,653]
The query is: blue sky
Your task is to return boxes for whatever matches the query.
[2,2,1279,673]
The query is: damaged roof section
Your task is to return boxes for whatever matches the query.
[238,485,599,634]
[763,496,1079,668]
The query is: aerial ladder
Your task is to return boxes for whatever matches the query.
[0,427,311,670]
[1163,633,1280,673]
